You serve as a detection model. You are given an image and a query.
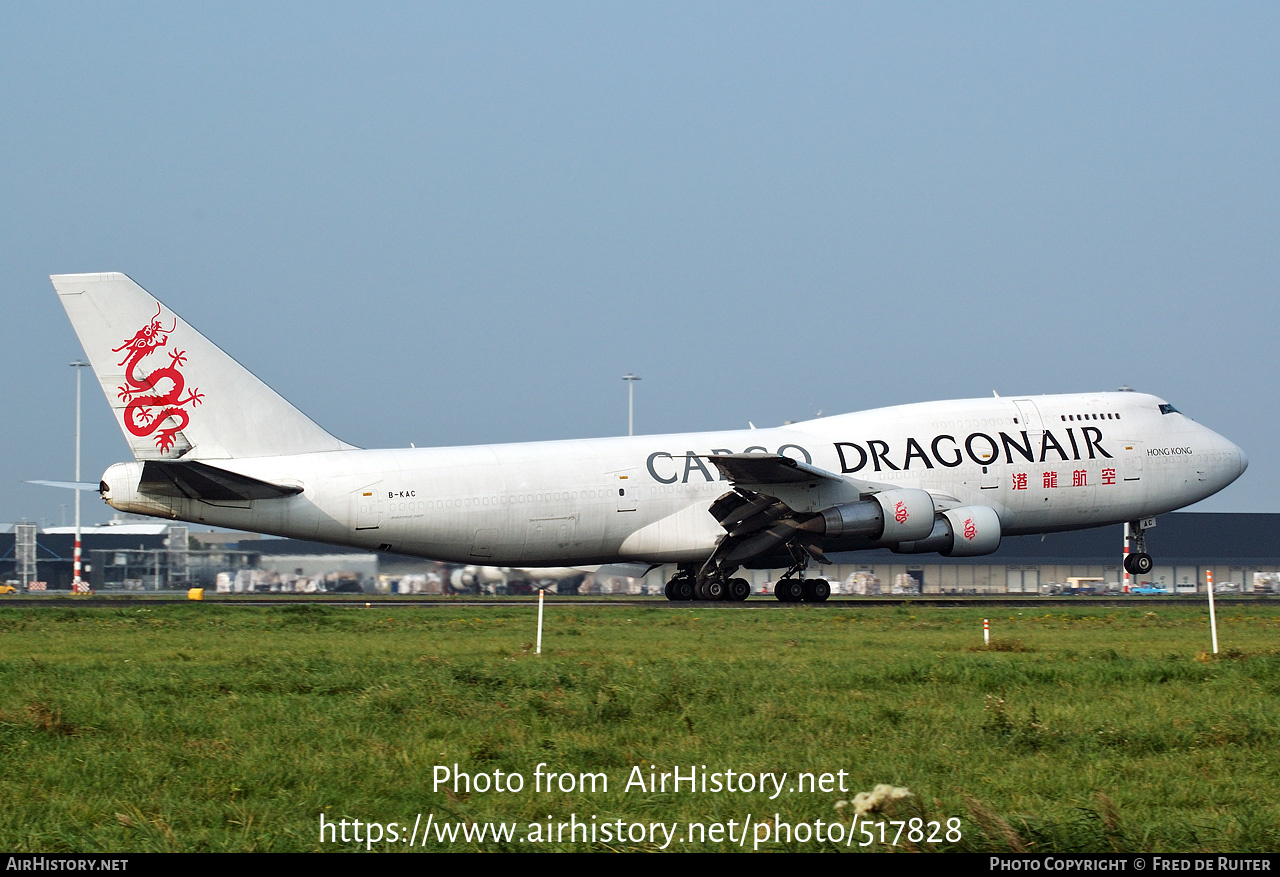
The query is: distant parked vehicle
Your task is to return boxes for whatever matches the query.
[1129,585,1169,595]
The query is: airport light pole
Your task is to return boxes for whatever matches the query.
[70,360,89,590]
[622,373,640,436]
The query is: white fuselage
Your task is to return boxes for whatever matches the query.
[100,392,1246,566]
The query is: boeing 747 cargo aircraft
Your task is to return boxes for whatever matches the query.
[52,273,1247,601]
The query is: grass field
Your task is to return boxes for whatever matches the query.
[0,600,1277,852]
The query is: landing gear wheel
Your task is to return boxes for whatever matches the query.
[704,577,727,601]
[670,577,694,601]
[1125,553,1154,576]
[728,577,751,601]
[803,578,831,602]
[776,579,804,603]
[664,580,674,600]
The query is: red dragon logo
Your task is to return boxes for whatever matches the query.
[963,518,977,540]
[113,305,203,454]
[894,500,909,525]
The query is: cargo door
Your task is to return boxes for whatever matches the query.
[524,515,578,563]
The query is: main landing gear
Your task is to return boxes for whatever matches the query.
[662,565,751,602]
[771,545,831,603]
[773,576,832,603]
[663,550,834,603]
[1123,519,1154,576]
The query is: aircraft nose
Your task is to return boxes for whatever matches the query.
[1232,442,1248,479]
[1215,434,1248,485]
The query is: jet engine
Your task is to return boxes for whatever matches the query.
[799,488,936,544]
[893,505,1001,557]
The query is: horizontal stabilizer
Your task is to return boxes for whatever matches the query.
[140,460,303,502]
[576,562,657,579]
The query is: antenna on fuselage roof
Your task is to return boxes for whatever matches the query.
[992,390,1000,398]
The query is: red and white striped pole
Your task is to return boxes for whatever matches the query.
[983,618,990,645]
[1122,522,1131,592]
[71,360,89,593]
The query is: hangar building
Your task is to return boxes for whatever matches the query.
[4,512,1278,595]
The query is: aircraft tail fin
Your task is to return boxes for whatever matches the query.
[52,272,355,461]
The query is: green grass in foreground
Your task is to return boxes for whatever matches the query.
[0,602,1277,852]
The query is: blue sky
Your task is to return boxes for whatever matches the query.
[3,3,1276,526]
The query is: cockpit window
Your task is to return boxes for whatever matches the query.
[1159,403,1180,415]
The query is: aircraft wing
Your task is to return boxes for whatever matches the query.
[702,452,899,499]
[696,453,966,573]
[702,453,842,485]
[703,452,960,509]
[139,460,303,502]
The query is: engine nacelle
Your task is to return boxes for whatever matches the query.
[894,505,1001,557]
[808,488,936,543]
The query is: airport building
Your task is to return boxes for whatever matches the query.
[4,512,1279,595]
[0,521,425,593]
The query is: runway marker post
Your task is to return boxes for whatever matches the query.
[1207,570,1219,655]
[536,588,545,655]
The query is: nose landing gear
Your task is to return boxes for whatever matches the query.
[1124,552,1154,575]
[1124,519,1155,576]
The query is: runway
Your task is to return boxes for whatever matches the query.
[2,595,1271,609]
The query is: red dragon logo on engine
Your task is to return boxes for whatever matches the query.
[894,500,909,525]
[963,518,977,540]
[112,305,204,453]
